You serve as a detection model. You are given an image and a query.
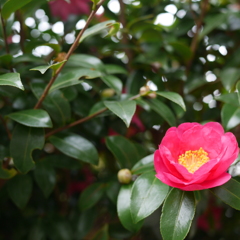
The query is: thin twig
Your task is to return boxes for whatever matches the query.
[45,93,142,138]
[34,0,106,109]
[0,115,11,139]
[186,0,209,75]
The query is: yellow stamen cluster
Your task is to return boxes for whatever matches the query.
[178,147,209,174]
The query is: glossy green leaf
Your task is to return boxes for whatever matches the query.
[131,171,169,223]
[2,0,32,19]
[160,188,196,240]
[34,161,56,198]
[80,20,117,43]
[101,75,123,95]
[105,181,120,204]
[89,101,109,116]
[78,182,105,211]
[7,109,52,128]
[0,73,24,90]
[66,54,104,70]
[49,133,99,165]
[117,184,143,232]
[7,174,33,209]
[30,60,66,74]
[215,92,239,107]
[210,178,240,210]
[156,91,186,111]
[10,125,44,173]
[106,22,120,37]
[104,64,127,75]
[199,13,227,41]
[221,103,240,130]
[147,98,176,126]
[219,68,240,91]
[236,81,240,105]
[104,100,136,127]
[50,69,101,92]
[131,154,154,174]
[169,42,192,61]
[31,82,71,126]
[106,135,146,169]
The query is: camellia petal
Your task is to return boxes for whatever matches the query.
[154,122,239,191]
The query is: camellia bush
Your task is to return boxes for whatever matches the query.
[1,0,240,239]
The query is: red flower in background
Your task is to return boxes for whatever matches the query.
[67,167,95,196]
[154,122,239,191]
[49,0,91,21]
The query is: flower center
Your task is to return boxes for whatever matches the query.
[178,147,209,174]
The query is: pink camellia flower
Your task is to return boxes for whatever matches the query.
[154,122,239,191]
[49,0,91,21]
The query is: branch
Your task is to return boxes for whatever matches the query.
[186,0,209,75]
[45,93,142,138]
[34,0,106,109]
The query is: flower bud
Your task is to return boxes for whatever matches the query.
[147,92,157,99]
[117,169,132,184]
[101,88,115,98]
[54,52,67,62]
[139,86,150,96]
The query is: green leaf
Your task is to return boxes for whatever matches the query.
[49,133,99,165]
[104,64,127,75]
[104,100,136,127]
[2,0,32,19]
[7,174,33,209]
[50,69,102,92]
[147,98,176,126]
[105,181,120,204]
[7,109,53,128]
[131,171,169,223]
[160,188,196,240]
[31,82,71,126]
[10,125,45,173]
[221,103,240,130]
[169,42,192,61]
[34,161,56,198]
[0,73,24,90]
[156,91,186,111]
[215,92,239,107]
[219,68,240,91]
[106,135,146,169]
[210,178,240,210]
[131,154,154,175]
[89,101,109,116]
[236,81,240,105]
[66,54,104,70]
[105,22,121,37]
[30,60,66,74]
[78,183,105,211]
[117,184,143,232]
[80,20,117,43]
[101,75,123,95]
[199,13,227,41]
